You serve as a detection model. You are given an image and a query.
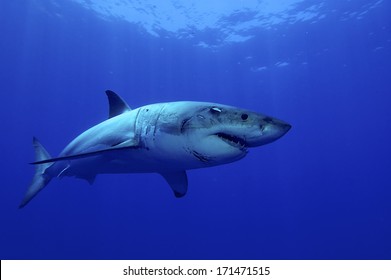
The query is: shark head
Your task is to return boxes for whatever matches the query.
[154,102,291,166]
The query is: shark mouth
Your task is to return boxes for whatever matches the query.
[216,133,247,150]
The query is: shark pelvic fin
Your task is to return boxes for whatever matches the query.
[160,171,188,198]
[19,137,54,208]
[76,174,96,185]
[105,90,131,118]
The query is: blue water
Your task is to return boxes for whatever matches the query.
[0,0,390,259]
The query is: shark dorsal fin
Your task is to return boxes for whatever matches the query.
[105,90,131,118]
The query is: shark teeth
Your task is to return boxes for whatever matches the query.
[216,133,247,149]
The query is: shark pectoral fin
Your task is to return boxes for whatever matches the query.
[31,139,140,165]
[160,171,188,198]
[105,90,131,118]
[111,138,138,148]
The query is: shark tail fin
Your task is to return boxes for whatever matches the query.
[19,137,54,208]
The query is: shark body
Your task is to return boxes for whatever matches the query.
[20,90,291,208]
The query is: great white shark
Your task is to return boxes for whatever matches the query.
[20,90,291,208]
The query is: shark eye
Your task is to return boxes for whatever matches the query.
[241,113,248,120]
[210,107,222,114]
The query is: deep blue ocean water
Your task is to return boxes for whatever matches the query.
[0,0,390,260]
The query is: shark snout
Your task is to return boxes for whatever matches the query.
[272,119,291,135]
[246,117,291,147]
[265,117,291,136]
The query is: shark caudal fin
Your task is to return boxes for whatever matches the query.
[19,137,54,208]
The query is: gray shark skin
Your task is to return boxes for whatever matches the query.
[20,90,291,208]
